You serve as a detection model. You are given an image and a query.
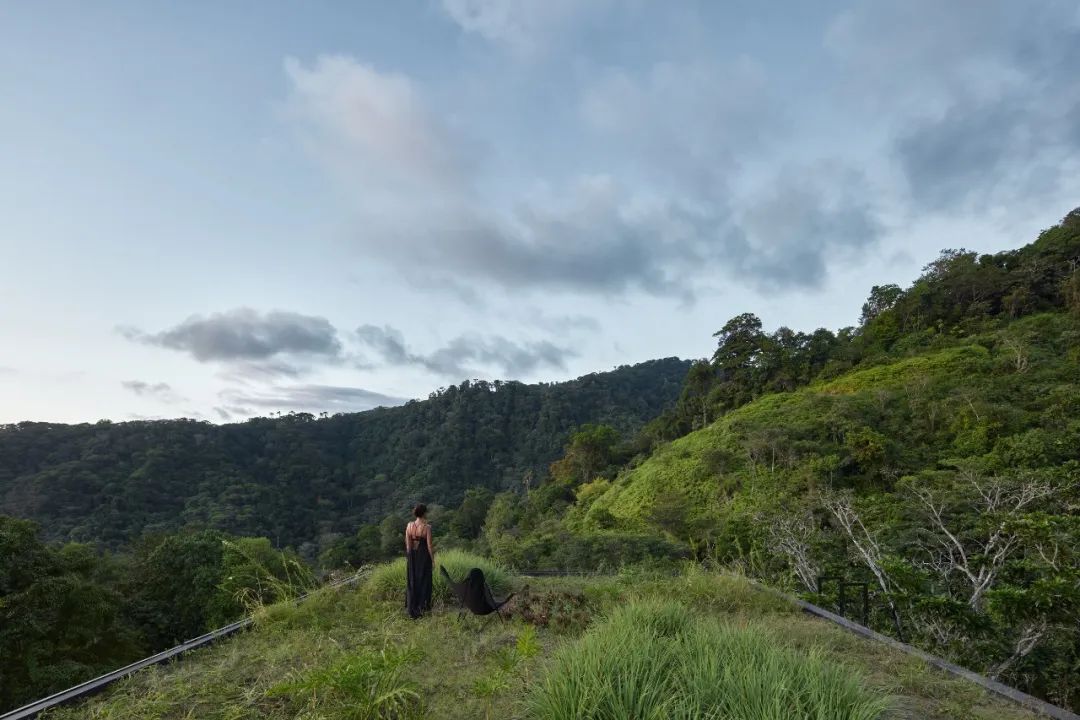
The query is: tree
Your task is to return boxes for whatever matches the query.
[549,424,621,486]
[902,468,1056,610]
[679,361,717,429]
[129,530,228,647]
[451,487,494,539]
[0,518,140,712]
[766,510,820,592]
[859,284,903,326]
[1062,268,1080,318]
[379,514,405,558]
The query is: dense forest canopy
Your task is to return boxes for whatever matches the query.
[0,358,690,553]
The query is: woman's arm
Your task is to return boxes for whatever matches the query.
[404,523,411,553]
[426,524,435,559]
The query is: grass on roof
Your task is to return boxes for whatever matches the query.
[42,559,1041,720]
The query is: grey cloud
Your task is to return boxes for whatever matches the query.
[366,177,732,298]
[355,168,880,297]
[287,53,878,297]
[357,324,576,379]
[217,360,308,384]
[829,1,1080,211]
[213,405,254,421]
[121,380,186,404]
[735,166,884,289]
[453,168,878,294]
[526,312,601,334]
[219,385,407,414]
[356,324,412,364]
[428,336,572,378]
[122,308,343,363]
[582,58,773,196]
[897,100,1044,210]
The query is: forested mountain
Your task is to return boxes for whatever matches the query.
[0,358,689,553]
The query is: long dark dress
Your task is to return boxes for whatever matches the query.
[406,530,432,618]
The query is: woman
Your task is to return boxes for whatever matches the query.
[405,503,434,618]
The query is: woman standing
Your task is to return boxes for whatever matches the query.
[405,504,434,618]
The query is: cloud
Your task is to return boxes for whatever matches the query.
[122,308,343,363]
[285,53,880,297]
[826,0,1080,212]
[581,57,773,195]
[0,366,16,376]
[213,405,254,421]
[734,164,884,289]
[217,360,309,384]
[356,324,575,378]
[390,175,730,298]
[283,55,467,193]
[526,312,601,334]
[219,385,407,414]
[439,0,607,55]
[121,380,186,404]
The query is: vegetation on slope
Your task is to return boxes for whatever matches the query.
[40,561,1043,720]
[483,209,1080,710]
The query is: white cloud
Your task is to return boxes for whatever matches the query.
[284,55,466,192]
[439,0,607,55]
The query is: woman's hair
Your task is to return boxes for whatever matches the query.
[413,503,427,519]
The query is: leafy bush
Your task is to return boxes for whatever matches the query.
[527,600,888,720]
[366,549,512,606]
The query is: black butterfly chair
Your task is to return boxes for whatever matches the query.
[440,566,516,622]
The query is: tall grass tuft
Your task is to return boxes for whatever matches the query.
[267,646,422,719]
[366,549,512,605]
[527,600,889,720]
[220,538,317,615]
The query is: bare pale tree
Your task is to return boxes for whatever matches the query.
[987,620,1049,681]
[766,511,820,592]
[743,429,795,476]
[907,469,1054,610]
[1000,333,1030,374]
[822,491,905,639]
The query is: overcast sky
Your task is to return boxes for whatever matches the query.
[2,1,1078,423]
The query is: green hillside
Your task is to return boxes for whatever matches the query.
[492,210,1080,710]
[462,209,1080,711]
[583,322,1068,530]
[41,561,1042,720]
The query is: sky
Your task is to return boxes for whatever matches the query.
[1,0,1079,424]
